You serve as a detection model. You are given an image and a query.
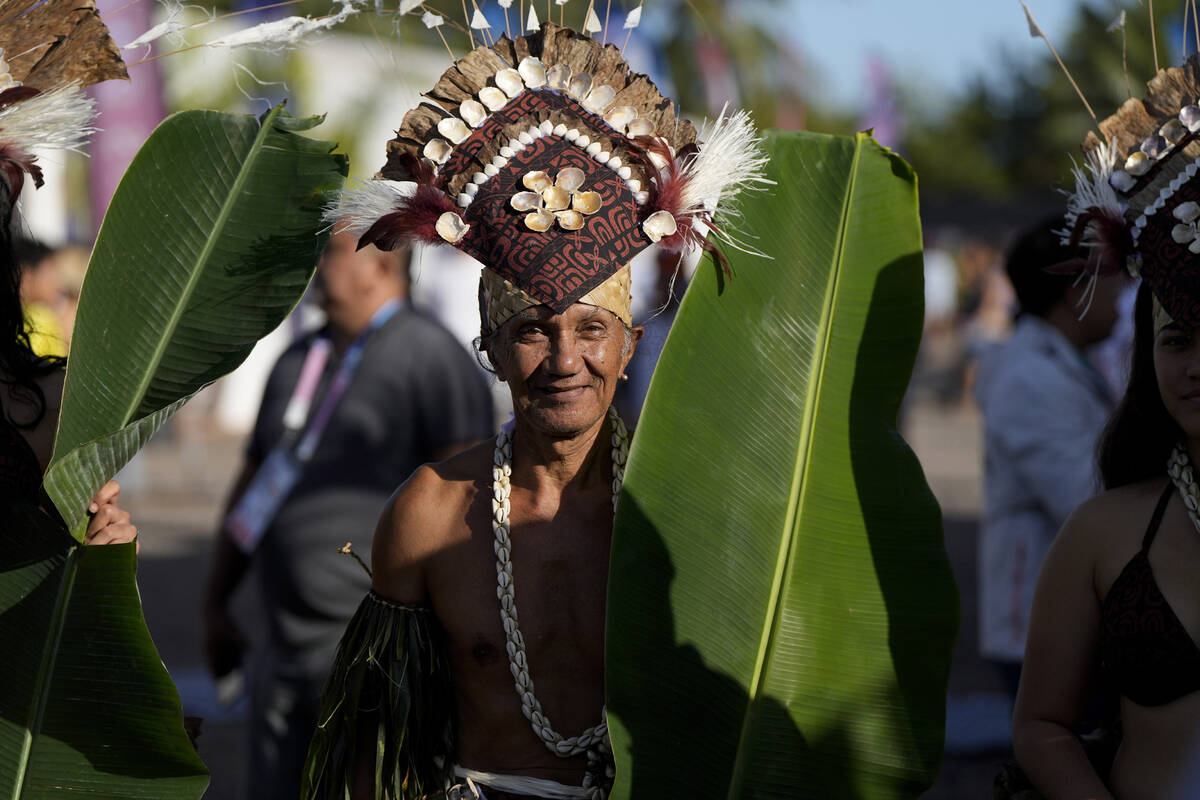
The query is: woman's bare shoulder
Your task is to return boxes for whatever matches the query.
[1061,479,1169,552]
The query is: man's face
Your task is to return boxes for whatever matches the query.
[492,303,642,437]
[313,231,373,319]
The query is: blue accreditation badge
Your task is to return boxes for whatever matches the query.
[225,447,302,552]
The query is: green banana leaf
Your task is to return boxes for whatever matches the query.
[0,104,346,797]
[44,396,189,537]
[606,130,959,798]
[51,104,346,494]
[0,498,208,799]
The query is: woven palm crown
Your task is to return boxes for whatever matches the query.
[336,20,767,335]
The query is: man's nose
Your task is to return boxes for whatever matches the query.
[546,331,580,374]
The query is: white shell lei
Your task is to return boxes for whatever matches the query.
[492,407,628,797]
[1167,443,1200,532]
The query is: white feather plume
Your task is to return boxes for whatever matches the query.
[1058,137,1123,249]
[0,82,96,154]
[123,0,187,50]
[324,177,414,232]
[206,0,360,50]
[679,106,772,219]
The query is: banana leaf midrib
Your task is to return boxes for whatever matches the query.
[14,548,81,799]
[722,134,864,799]
[70,105,285,455]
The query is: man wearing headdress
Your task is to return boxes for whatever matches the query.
[303,19,766,800]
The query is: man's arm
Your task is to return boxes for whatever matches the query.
[344,465,450,797]
[202,459,258,679]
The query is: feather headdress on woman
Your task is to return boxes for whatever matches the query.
[1060,55,1200,327]
[0,0,126,208]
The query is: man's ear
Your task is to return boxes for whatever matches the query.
[486,339,508,382]
[623,325,646,369]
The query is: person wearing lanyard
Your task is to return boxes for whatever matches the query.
[203,230,494,800]
[974,218,1125,701]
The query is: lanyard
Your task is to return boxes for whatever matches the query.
[281,298,402,463]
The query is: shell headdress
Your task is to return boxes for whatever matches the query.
[0,0,126,208]
[335,19,769,335]
[1062,55,1200,328]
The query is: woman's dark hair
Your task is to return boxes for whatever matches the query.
[0,207,64,430]
[1097,282,1180,488]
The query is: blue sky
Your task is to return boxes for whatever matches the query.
[783,0,1110,111]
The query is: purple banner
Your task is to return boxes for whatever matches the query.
[89,0,167,233]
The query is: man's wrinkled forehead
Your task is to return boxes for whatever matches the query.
[505,303,613,326]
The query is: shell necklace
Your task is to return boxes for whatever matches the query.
[1168,442,1200,532]
[492,406,628,793]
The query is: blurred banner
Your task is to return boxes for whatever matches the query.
[859,57,903,149]
[90,0,167,233]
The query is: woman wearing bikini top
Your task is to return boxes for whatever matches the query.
[1012,60,1200,800]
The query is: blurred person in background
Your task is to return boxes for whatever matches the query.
[202,229,493,800]
[974,217,1122,696]
[14,238,66,358]
[50,243,90,348]
[958,237,1015,406]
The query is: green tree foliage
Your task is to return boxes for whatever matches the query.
[904,0,1189,200]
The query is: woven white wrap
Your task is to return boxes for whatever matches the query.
[491,407,629,799]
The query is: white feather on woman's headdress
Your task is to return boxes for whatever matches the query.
[1059,137,1123,249]
[0,82,96,155]
[0,81,97,202]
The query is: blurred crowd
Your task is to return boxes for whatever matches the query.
[914,228,1134,412]
[13,239,90,359]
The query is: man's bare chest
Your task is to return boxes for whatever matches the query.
[425,495,612,676]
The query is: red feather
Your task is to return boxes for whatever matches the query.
[395,151,437,185]
[632,136,733,280]
[1049,206,1132,275]
[357,183,460,252]
[0,86,40,110]
[0,143,43,204]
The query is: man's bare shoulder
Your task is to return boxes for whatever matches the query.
[394,442,492,524]
[372,441,492,602]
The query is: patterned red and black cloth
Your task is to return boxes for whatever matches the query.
[444,89,652,313]
[1133,178,1200,330]
[1099,481,1200,707]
